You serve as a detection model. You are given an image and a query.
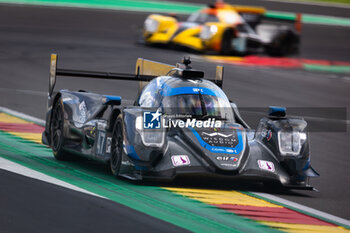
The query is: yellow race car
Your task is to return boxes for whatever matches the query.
[142,1,300,56]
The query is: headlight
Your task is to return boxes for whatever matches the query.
[200,25,218,40]
[278,131,307,156]
[136,116,165,147]
[144,18,159,33]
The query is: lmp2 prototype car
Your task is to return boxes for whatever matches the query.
[42,54,318,190]
[142,1,301,56]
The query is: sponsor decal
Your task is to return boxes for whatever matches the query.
[267,130,272,141]
[211,147,237,153]
[190,127,244,155]
[106,137,112,153]
[216,156,239,162]
[202,132,232,138]
[171,155,190,167]
[261,129,273,141]
[73,100,88,127]
[79,101,87,123]
[193,88,203,93]
[220,163,237,167]
[258,160,275,172]
[201,130,238,147]
[216,156,230,161]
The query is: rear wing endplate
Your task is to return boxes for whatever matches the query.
[49,54,57,97]
[135,58,175,94]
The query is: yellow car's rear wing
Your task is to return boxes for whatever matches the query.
[236,5,302,33]
[48,54,224,97]
[219,3,302,33]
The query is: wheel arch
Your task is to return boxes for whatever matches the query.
[108,108,122,132]
[47,92,62,145]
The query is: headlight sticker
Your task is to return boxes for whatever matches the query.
[171,155,190,167]
[258,160,275,172]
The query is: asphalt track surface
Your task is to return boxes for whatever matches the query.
[0,169,188,233]
[0,1,349,232]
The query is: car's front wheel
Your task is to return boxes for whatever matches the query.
[110,115,123,176]
[50,98,72,160]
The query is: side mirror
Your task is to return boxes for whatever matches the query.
[269,106,286,117]
[103,95,122,106]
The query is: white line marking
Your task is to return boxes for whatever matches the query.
[252,192,350,227]
[0,106,46,126]
[0,87,47,96]
[0,157,104,199]
[1,106,349,226]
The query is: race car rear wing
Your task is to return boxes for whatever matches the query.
[49,54,224,97]
[211,2,302,33]
[263,13,303,33]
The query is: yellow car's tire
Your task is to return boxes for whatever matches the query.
[220,29,235,55]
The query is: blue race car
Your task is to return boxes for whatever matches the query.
[42,54,318,189]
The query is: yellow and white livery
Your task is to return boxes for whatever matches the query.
[142,1,300,56]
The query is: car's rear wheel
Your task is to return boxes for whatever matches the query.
[265,37,289,56]
[110,115,123,176]
[50,99,71,160]
[265,30,298,57]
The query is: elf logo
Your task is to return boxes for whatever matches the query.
[216,156,239,162]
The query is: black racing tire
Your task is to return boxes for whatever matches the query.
[220,29,235,55]
[265,40,289,57]
[50,98,72,160]
[110,115,123,176]
[265,30,298,57]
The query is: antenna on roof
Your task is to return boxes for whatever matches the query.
[182,57,192,69]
